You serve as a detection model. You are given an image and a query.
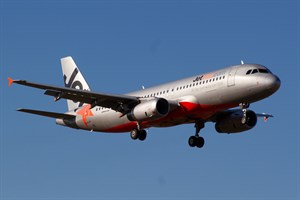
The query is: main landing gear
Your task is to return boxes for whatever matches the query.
[188,121,205,148]
[239,102,250,124]
[130,129,147,141]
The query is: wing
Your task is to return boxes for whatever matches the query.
[9,78,140,113]
[17,108,76,119]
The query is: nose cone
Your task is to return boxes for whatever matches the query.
[265,75,281,94]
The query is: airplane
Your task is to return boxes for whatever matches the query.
[8,57,281,148]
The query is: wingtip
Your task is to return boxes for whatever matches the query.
[8,77,14,87]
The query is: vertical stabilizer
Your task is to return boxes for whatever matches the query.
[61,56,91,111]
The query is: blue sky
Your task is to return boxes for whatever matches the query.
[1,0,299,199]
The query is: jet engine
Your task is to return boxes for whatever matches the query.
[215,110,257,133]
[127,98,170,121]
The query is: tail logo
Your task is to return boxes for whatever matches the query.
[63,68,84,107]
[64,68,83,90]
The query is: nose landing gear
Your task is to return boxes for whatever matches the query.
[239,102,250,124]
[188,121,205,148]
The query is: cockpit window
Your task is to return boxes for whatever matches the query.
[258,69,269,73]
[246,67,271,75]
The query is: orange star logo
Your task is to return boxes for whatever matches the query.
[76,104,94,127]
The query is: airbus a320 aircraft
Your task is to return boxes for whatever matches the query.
[9,57,280,148]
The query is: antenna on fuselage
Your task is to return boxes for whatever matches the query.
[241,60,244,65]
[142,85,145,90]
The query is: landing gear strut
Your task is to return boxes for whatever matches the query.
[239,102,250,124]
[188,121,205,148]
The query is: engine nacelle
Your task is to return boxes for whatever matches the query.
[215,110,257,133]
[127,98,169,122]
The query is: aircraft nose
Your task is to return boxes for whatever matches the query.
[265,75,281,93]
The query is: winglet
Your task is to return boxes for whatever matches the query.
[8,77,14,87]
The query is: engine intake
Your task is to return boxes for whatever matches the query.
[127,98,169,122]
[215,110,257,133]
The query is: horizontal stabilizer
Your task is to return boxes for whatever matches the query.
[17,108,75,119]
[256,113,274,122]
[256,113,274,118]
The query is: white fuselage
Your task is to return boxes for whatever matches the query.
[57,64,280,133]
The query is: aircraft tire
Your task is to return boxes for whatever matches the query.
[138,130,147,141]
[130,129,139,140]
[196,137,205,148]
[241,116,247,125]
[188,136,197,147]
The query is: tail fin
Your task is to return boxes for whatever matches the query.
[61,56,91,111]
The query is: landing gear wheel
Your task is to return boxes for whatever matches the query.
[138,130,147,141]
[196,137,205,148]
[239,102,249,109]
[241,115,247,125]
[239,103,250,125]
[130,129,139,140]
[188,136,197,147]
[188,136,205,148]
[188,121,205,148]
[130,129,147,141]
